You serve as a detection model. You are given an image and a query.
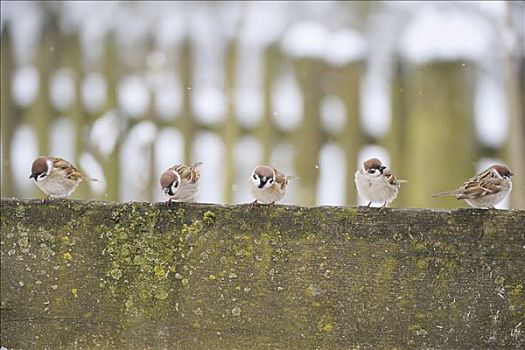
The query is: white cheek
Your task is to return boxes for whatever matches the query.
[265,181,274,188]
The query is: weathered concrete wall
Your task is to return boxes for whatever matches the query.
[1,199,524,349]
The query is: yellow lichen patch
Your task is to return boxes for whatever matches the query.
[71,288,78,298]
[63,252,72,260]
[208,274,216,281]
[322,323,333,333]
[203,211,216,225]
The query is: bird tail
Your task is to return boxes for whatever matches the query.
[191,162,203,169]
[84,177,101,182]
[432,190,459,197]
[286,175,299,181]
[397,179,409,184]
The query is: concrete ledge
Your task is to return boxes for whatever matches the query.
[1,199,524,349]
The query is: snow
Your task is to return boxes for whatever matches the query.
[50,68,75,111]
[150,71,182,120]
[282,22,366,64]
[400,6,493,64]
[10,124,38,197]
[50,117,75,162]
[82,72,107,113]
[474,72,508,148]
[90,110,122,158]
[239,2,288,48]
[192,131,225,204]
[320,95,346,135]
[235,48,264,128]
[12,65,39,107]
[281,21,329,59]
[360,68,391,138]
[79,152,106,195]
[2,1,43,64]
[316,143,346,206]
[235,88,263,129]
[189,5,228,125]
[118,75,150,119]
[119,121,157,201]
[155,8,186,50]
[191,85,226,125]
[325,29,367,66]
[271,70,303,131]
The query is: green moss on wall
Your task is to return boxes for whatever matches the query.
[1,200,524,349]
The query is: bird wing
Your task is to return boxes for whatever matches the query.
[382,169,404,186]
[171,163,201,184]
[49,157,84,181]
[457,169,502,200]
[273,168,289,190]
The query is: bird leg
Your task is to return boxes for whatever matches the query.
[379,202,387,212]
[269,202,276,209]
[250,200,259,209]
[166,198,173,207]
[41,195,50,204]
[366,201,372,207]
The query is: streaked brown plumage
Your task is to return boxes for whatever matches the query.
[354,158,406,208]
[160,162,202,204]
[249,165,294,206]
[30,156,97,203]
[432,164,513,208]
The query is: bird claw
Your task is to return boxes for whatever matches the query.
[250,200,258,209]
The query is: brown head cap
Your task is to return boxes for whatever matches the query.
[362,158,384,171]
[491,164,513,178]
[30,156,49,179]
[160,170,180,189]
[253,165,275,179]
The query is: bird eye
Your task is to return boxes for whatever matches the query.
[38,173,46,179]
[174,182,179,188]
[252,174,257,180]
[368,169,376,174]
[269,179,274,183]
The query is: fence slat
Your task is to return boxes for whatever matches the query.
[401,62,476,208]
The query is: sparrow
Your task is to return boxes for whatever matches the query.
[354,158,407,208]
[29,156,98,203]
[432,164,513,208]
[160,162,203,205]
[249,165,295,207]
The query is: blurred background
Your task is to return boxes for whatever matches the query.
[0,1,524,208]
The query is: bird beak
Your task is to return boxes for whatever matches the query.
[379,166,386,173]
[29,174,36,179]
[510,172,515,177]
